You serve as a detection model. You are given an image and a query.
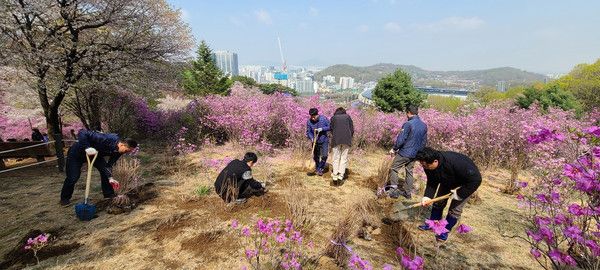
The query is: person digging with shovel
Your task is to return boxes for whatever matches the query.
[415,147,482,241]
[60,130,138,206]
[214,152,267,204]
[306,108,330,176]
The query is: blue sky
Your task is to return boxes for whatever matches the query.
[167,0,600,73]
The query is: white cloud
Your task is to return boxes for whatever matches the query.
[384,22,402,33]
[415,16,485,31]
[254,9,272,25]
[357,24,369,33]
[309,7,319,17]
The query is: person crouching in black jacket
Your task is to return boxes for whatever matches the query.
[415,147,482,241]
[214,152,267,204]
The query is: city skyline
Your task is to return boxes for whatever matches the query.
[168,0,600,74]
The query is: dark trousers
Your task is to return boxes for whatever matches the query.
[389,155,415,193]
[313,141,329,171]
[60,146,115,201]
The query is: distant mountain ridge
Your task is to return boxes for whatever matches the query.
[315,63,548,87]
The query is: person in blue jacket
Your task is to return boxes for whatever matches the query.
[60,130,138,205]
[306,108,330,176]
[387,105,428,199]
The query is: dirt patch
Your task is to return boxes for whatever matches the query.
[180,229,235,259]
[187,192,288,221]
[96,183,159,214]
[0,229,82,269]
[153,213,193,242]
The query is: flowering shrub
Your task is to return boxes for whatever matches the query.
[24,233,49,264]
[233,218,316,270]
[456,224,472,234]
[520,126,600,269]
[172,127,197,155]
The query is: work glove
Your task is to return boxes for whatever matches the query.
[85,147,98,156]
[315,128,323,132]
[450,188,462,201]
[109,177,121,191]
[421,196,432,206]
[388,149,396,155]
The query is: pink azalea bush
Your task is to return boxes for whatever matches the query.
[24,233,49,264]
[520,126,600,269]
[234,218,315,270]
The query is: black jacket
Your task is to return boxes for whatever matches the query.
[214,159,262,201]
[70,130,122,178]
[330,113,354,147]
[423,151,482,200]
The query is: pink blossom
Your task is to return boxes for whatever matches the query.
[425,219,449,235]
[563,226,583,242]
[231,219,239,229]
[241,227,251,237]
[382,264,393,270]
[276,233,287,243]
[456,224,472,234]
[401,255,424,270]
[245,249,257,259]
[530,248,542,258]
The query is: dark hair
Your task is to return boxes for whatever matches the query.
[309,108,319,116]
[122,138,138,148]
[32,128,40,133]
[415,147,440,164]
[243,152,258,163]
[334,107,346,115]
[406,104,419,115]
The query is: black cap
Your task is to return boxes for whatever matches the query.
[309,108,318,116]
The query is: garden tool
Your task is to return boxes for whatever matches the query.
[75,150,98,221]
[305,129,318,171]
[391,187,461,221]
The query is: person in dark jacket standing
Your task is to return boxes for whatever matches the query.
[214,152,266,204]
[330,107,354,184]
[306,108,330,176]
[387,105,428,199]
[415,147,482,241]
[60,130,137,205]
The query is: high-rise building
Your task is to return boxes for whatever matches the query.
[339,76,355,90]
[211,51,239,77]
[295,78,314,94]
[496,80,507,92]
[323,75,336,84]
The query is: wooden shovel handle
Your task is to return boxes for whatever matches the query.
[403,193,452,210]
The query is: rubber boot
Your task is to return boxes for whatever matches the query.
[418,207,443,231]
[436,216,458,241]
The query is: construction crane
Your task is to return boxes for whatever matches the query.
[274,36,288,81]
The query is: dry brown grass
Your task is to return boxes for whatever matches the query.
[285,178,318,235]
[324,204,360,266]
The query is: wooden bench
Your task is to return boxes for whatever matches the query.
[0,142,56,170]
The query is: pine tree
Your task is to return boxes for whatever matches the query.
[182,40,231,96]
[372,69,427,112]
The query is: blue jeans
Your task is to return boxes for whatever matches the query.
[60,145,115,201]
[313,141,329,171]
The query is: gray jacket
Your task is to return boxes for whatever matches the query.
[330,112,354,147]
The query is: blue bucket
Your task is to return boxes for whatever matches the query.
[75,203,96,221]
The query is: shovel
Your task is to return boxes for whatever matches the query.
[75,152,98,221]
[305,129,318,171]
[391,187,461,221]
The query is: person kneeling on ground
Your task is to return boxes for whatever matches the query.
[306,108,330,176]
[415,147,482,241]
[60,130,138,206]
[214,152,267,204]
